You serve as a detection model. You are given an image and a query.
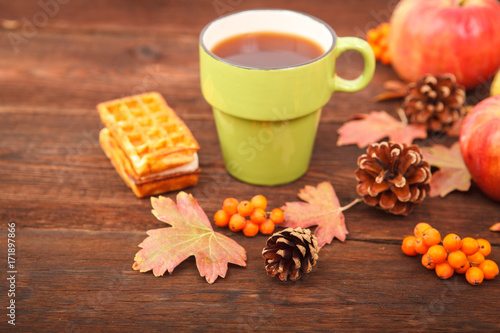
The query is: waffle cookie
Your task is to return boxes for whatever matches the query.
[98,92,200,197]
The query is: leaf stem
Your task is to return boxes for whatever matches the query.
[397,108,408,126]
[340,197,363,212]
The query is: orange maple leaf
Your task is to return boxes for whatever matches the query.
[281,182,360,248]
[133,192,247,284]
[490,223,500,232]
[422,142,471,198]
[337,110,427,148]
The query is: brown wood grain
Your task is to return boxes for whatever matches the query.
[0,0,499,331]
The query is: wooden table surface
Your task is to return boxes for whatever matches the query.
[1,0,499,331]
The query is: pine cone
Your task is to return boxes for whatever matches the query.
[402,73,466,134]
[262,227,319,282]
[355,141,431,216]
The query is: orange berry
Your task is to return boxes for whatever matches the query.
[371,44,382,59]
[454,261,471,274]
[414,223,432,238]
[378,37,388,49]
[270,208,285,224]
[214,209,230,227]
[435,262,454,280]
[479,259,499,280]
[467,252,485,267]
[250,195,267,210]
[367,22,391,63]
[242,221,259,237]
[414,236,429,255]
[366,28,380,43]
[222,198,239,216]
[422,228,441,247]
[447,250,468,270]
[228,214,245,232]
[237,200,254,217]
[422,254,436,269]
[442,233,462,252]
[466,266,484,286]
[461,237,479,256]
[250,208,267,224]
[477,238,491,257]
[380,51,391,65]
[379,22,390,36]
[426,245,448,264]
[401,236,418,256]
[259,219,275,235]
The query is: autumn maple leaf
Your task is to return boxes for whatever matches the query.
[490,223,500,232]
[421,142,471,198]
[337,110,427,148]
[281,182,360,248]
[133,192,247,284]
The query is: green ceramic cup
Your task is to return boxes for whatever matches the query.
[200,9,375,185]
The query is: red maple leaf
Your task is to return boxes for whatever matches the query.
[281,182,360,248]
[133,192,247,284]
[421,142,471,198]
[337,110,427,148]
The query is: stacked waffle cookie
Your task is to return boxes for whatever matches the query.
[98,92,200,198]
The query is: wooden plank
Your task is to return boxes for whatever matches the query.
[1,0,499,330]
[0,0,407,120]
[1,113,498,241]
[0,31,400,121]
[5,229,499,331]
[1,0,391,35]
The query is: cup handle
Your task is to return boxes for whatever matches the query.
[329,37,376,93]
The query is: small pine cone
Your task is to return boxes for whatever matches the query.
[262,227,319,282]
[402,73,466,134]
[355,141,431,216]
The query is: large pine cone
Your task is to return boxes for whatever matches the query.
[262,227,319,282]
[402,74,466,134]
[355,141,431,216]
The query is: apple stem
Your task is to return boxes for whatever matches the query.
[397,108,408,126]
[458,0,466,5]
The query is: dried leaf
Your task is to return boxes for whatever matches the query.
[133,192,247,284]
[445,118,464,137]
[374,91,408,102]
[421,142,471,198]
[374,80,408,101]
[383,79,408,91]
[489,223,500,232]
[446,106,473,137]
[281,182,360,248]
[337,111,427,148]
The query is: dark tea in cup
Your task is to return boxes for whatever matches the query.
[211,32,325,69]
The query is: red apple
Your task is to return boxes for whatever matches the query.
[459,95,500,202]
[389,0,500,90]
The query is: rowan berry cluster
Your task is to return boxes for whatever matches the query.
[213,195,284,237]
[366,22,391,65]
[402,223,498,286]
